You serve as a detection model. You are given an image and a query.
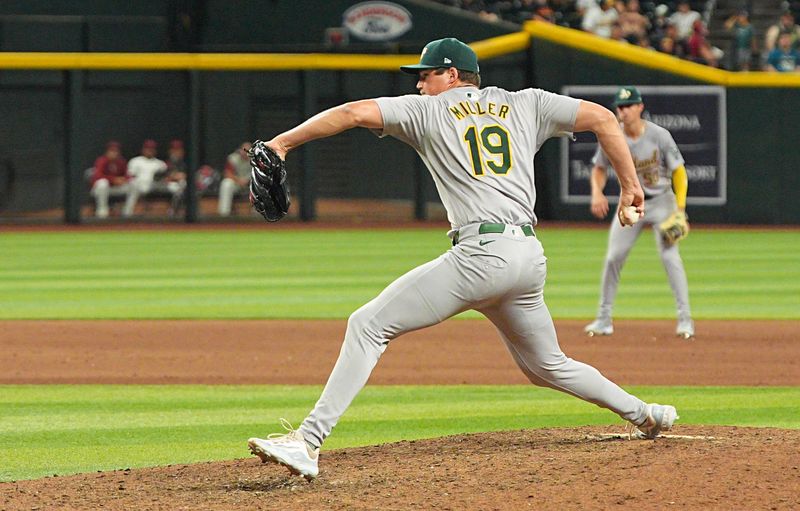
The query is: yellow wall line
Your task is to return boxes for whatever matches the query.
[0,33,529,72]
[524,20,800,88]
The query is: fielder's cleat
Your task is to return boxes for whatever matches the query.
[676,318,695,339]
[584,319,613,337]
[248,419,319,481]
[631,403,679,439]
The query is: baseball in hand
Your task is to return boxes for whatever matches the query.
[620,206,640,226]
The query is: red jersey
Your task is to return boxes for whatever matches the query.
[91,156,128,186]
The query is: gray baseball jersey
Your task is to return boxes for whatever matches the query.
[298,86,651,449]
[589,120,691,328]
[375,86,579,229]
[592,120,684,197]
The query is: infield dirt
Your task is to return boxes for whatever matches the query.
[2,319,799,510]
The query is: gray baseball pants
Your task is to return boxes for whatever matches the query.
[595,192,692,322]
[299,223,648,448]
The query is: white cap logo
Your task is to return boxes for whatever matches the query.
[618,89,631,99]
[444,57,452,64]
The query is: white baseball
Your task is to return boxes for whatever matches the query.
[621,206,639,225]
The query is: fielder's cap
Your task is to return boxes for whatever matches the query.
[142,139,157,149]
[400,38,479,74]
[169,139,184,150]
[612,86,643,107]
[106,140,121,150]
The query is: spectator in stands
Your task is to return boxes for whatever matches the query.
[658,37,678,57]
[766,31,800,72]
[658,22,687,58]
[532,2,556,23]
[574,0,599,24]
[163,139,189,216]
[765,11,800,53]
[89,140,129,219]
[724,10,756,71]
[609,22,629,43]
[123,139,169,217]
[582,0,619,38]
[659,35,678,56]
[649,4,671,45]
[549,0,576,26]
[687,19,719,67]
[504,0,537,24]
[668,0,701,44]
[636,34,654,50]
[618,0,649,43]
[218,141,252,217]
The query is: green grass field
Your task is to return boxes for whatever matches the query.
[2,385,799,482]
[1,228,798,319]
[1,227,798,482]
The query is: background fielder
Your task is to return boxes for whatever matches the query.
[584,86,694,339]
[247,40,678,480]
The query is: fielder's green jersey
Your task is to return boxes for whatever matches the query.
[375,86,579,229]
[592,119,684,197]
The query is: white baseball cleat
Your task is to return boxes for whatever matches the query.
[584,319,613,337]
[631,403,679,439]
[248,419,319,481]
[676,317,695,339]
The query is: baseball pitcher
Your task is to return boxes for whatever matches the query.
[247,40,678,480]
[584,86,694,339]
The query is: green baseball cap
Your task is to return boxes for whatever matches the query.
[612,86,643,107]
[400,38,480,74]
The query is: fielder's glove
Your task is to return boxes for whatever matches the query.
[248,140,290,222]
[659,210,689,246]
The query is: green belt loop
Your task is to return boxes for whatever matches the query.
[521,224,534,237]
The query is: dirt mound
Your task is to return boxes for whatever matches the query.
[3,426,798,511]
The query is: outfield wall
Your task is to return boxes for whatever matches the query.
[0,3,797,224]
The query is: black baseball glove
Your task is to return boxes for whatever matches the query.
[248,140,290,222]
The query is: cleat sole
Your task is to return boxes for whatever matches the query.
[248,439,316,481]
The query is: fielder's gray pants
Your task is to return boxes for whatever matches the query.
[595,192,692,321]
[299,224,648,448]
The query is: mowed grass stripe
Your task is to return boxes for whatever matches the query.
[1,384,798,481]
[0,228,797,319]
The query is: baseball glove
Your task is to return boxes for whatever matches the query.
[248,140,290,222]
[659,210,689,246]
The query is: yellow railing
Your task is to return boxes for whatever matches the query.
[0,32,529,72]
[524,20,800,88]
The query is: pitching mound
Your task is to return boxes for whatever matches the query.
[3,426,797,510]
